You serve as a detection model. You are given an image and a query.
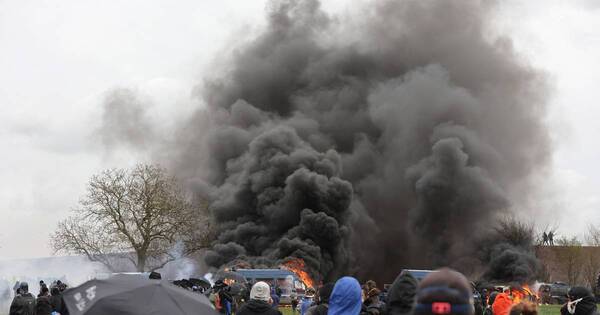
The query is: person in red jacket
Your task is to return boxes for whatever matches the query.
[492,292,513,315]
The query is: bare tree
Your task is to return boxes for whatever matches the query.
[554,236,584,285]
[494,216,536,247]
[584,225,600,290]
[51,164,212,272]
[586,225,600,246]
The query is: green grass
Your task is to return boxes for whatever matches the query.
[278,306,294,315]
[539,305,562,315]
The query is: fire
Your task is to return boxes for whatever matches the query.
[224,278,235,286]
[510,285,538,304]
[281,258,315,289]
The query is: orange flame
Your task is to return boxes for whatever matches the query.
[281,258,315,289]
[510,285,538,304]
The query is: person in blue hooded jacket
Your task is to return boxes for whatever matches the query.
[328,277,362,315]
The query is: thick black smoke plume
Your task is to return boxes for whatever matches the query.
[478,218,541,284]
[163,0,550,282]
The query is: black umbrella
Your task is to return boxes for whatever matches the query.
[63,275,217,315]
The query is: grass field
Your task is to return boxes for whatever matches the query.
[278,306,294,315]
[539,305,562,315]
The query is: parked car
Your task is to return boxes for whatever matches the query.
[538,282,570,304]
[550,282,570,304]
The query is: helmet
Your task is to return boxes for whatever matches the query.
[19,282,29,293]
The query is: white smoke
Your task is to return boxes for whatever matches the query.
[0,256,109,308]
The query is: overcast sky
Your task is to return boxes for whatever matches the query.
[0,0,599,259]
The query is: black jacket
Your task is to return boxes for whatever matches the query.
[560,287,598,315]
[9,293,36,315]
[35,295,53,315]
[49,293,63,312]
[384,273,418,315]
[237,299,282,315]
[364,300,385,315]
[307,303,328,315]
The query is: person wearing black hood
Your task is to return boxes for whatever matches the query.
[9,282,35,315]
[363,286,385,315]
[560,287,598,315]
[413,268,474,315]
[483,291,498,315]
[49,286,63,314]
[237,281,282,315]
[306,283,335,315]
[213,280,234,315]
[35,286,52,315]
[384,272,418,315]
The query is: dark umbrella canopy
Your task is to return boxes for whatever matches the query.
[63,275,217,315]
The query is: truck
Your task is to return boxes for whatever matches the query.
[216,268,309,304]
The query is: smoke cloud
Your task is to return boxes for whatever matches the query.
[151,0,551,282]
[478,218,541,284]
[98,88,154,152]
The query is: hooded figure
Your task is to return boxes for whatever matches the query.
[49,287,63,313]
[329,277,363,315]
[560,287,597,315]
[364,287,385,315]
[306,283,335,315]
[9,282,36,315]
[213,280,233,315]
[385,272,418,315]
[483,292,498,315]
[237,281,282,315]
[413,268,474,315]
[35,286,52,315]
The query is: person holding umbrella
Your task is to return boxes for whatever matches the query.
[62,274,217,315]
[237,282,282,315]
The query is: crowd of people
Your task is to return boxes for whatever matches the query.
[211,268,600,315]
[8,268,599,315]
[9,280,69,315]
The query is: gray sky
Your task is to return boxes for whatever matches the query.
[0,0,598,259]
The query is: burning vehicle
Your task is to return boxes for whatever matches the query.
[478,283,539,309]
[213,261,315,305]
[234,269,310,304]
